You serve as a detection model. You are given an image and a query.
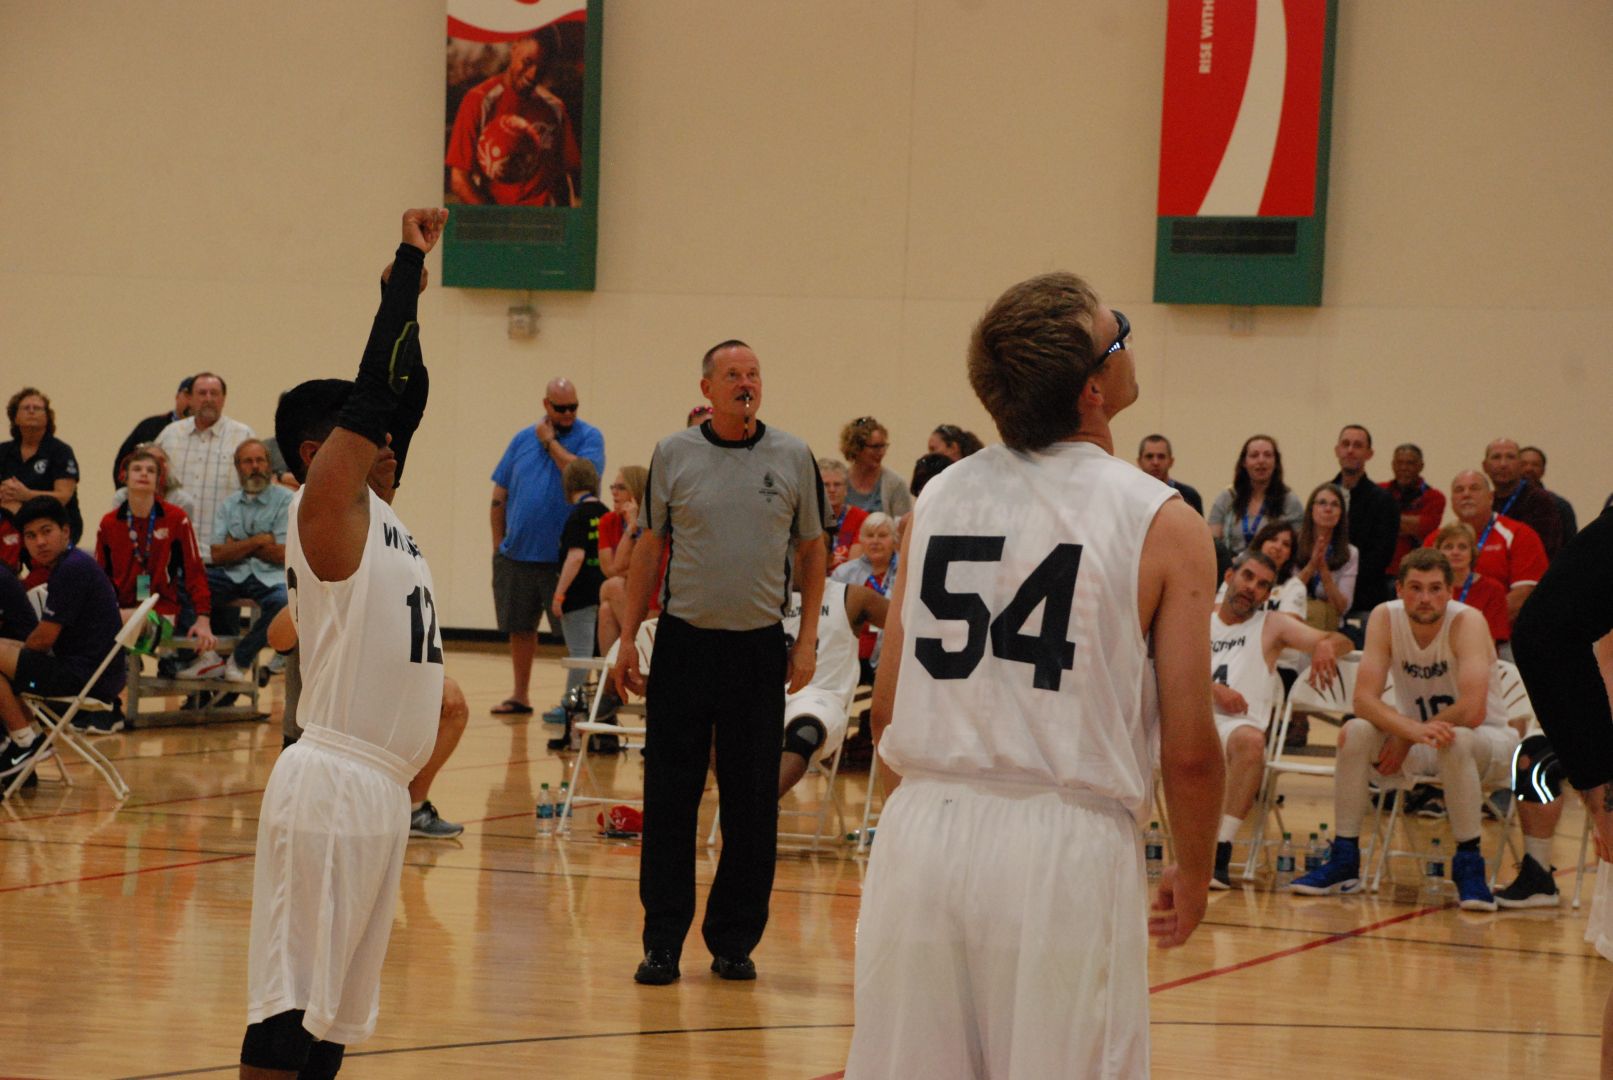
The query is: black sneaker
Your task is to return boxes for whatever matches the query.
[0,735,53,779]
[710,954,757,981]
[635,949,681,985]
[1210,840,1233,890]
[1415,792,1446,820]
[1495,854,1560,909]
[72,711,125,736]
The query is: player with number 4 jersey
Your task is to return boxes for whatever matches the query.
[846,274,1224,1079]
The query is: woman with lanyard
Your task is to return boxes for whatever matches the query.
[1434,521,1512,652]
[94,448,215,666]
[1295,483,1359,632]
[1208,434,1304,556]
[831,511,897,682]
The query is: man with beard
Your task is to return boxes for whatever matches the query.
[446,30,582,207]
[179,439,292,684]
[1290,548,1515,909]
[490,377,605,719]
[1207,549,1352,888]
[156,372,256,565]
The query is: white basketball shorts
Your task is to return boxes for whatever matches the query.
[784,687,848,764]
[845,774,1149,1079]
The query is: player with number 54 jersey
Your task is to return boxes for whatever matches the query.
[846,274,1223,1080]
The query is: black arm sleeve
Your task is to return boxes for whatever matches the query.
[1512,506,1613,790]
[335,243,426,447]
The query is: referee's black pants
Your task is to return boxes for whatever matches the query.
[640,613,785,960]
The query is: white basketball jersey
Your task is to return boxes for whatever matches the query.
[783,580,859,711]
[1210,608,1272,722]
[880,441,1175,815]
[287,488,444,772]
[1385,599,1505,730]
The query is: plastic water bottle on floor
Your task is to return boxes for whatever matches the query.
[1305,831,1326,873]
[1274,832,1296,890]
[556,781,571,836]
[536,783,555,837]
[1144,821,1165,882]
[1423,838,1445,903]
[1318,823,1331,861]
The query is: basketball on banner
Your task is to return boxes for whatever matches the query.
[442,0,602,291]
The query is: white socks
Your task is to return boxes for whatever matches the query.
[1525,835,1553,868]
[1218,814,1243,843]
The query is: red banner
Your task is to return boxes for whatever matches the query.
[1157,0,1327,217]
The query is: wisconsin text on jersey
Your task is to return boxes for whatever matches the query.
[1402,659,1449,679]
[382,522,423,559]
[1210,635,1247,653]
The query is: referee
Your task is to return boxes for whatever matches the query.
[612,339,826,985]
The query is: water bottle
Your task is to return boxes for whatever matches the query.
[1423,838,1445,903]
[536,783,555,837]
[1274,832,1296,890]
[1144,822,1165,883]
[1305,831,1326,873]
[1318,823,1331,862]
[559,781,573,817]
[556,781,572,836]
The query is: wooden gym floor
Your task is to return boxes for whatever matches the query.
[1,646,1607,1078]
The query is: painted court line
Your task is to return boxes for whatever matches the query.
[0,851,252,895]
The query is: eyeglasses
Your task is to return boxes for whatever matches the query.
[864,442,889,451]
[549,402,579,414]
[1097,310,1130,362]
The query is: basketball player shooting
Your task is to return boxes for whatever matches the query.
[239,208,448,1080]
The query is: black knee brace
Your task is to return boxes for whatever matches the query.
[299,1039,346,1079]
[240,1009,314,1071]
[783,717,825,761]
[1513,733,1566,804]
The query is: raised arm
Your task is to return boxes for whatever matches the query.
[299,209,445,582]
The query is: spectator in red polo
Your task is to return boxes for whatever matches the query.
[818,458,868,571]
[1427,469,1547,625]
[1482,437,1562,559]
[94,447,215,651]
[1381,442,1445,577]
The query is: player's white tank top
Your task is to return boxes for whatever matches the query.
[880,441,1175,815]
[287,488,444,774]
[1211,608,1272,723]
[1385,599,1505,730]
[783,580,859,711]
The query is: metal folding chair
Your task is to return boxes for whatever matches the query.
[1244,656,1361,880]
[560,619,655,829]
[3,596,158,802]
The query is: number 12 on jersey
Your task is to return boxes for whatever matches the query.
[405,586,444,665]
[913,535,1082,691]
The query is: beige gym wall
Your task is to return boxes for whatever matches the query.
[3,1,1609,628]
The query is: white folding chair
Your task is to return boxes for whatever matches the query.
[1244,656,1360,881]
[708,739,850,853]
[560,619,655,829]
[3,596,158,802]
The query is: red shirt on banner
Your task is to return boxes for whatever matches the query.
[0,512,19,573]
[446,77,580,207]
[95,500,210,618]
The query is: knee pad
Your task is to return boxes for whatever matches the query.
[299,1039,346,1080]
[240,1009,313,1072]
[782,718,825,761]
[1513,733,1565,804]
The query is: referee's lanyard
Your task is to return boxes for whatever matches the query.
[128,503,158,600]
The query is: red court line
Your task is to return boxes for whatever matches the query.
[0,784,266,827]
[1148,904,1444,994]
[0,851,252,895]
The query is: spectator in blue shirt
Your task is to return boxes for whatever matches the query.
[0,497,124,772]
[489,377,605,719]
[178,440,292,684]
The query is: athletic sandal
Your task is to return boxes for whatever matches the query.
[491,699,533,716]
